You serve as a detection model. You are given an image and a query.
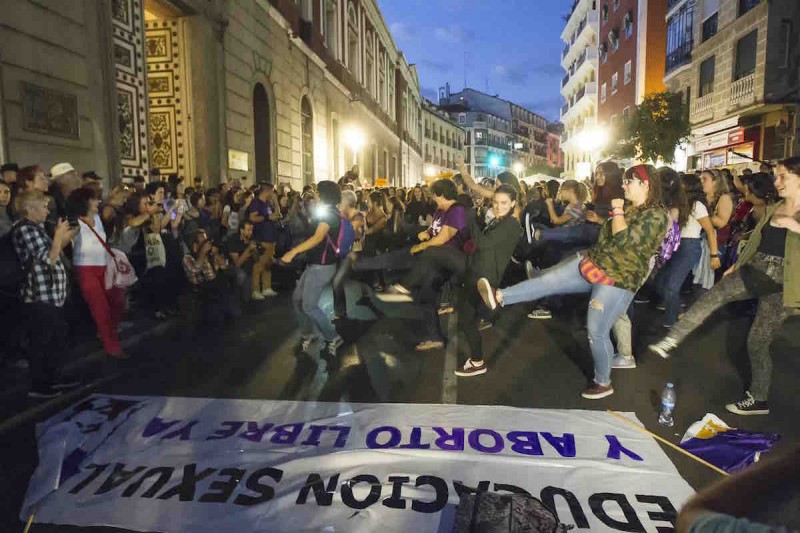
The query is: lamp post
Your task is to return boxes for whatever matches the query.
[488,155,500,179]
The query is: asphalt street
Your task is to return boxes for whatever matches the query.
[2,280,799,532]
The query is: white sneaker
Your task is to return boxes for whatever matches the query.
[477,278,498,310]
[454,358,487,377]
[262,288,278,297]
[649,337,678,359]
[527,308,552,319]
[524,261,539,280]
[251,291,265,301]
[611,355,637,369]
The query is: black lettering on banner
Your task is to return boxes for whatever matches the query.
[295,473,341,506]
[468,429,504,454]
[606,435,644,461]
[141,417,182,438]
[399,427,431,450]
[233,467,284,506]
[94,463,147,495]
[366,426,401,449]
[411,475,448,513]
[433,427,464,451]
[239,422,274,443]
[69,463,108,495]
[122,467,175,498]
[206,421,245,441]
[270,423,304,445]
[541,432,577,458]
[198,468,246,503]
[328,426,351,448]
[382,476,410,509]
[300,425,327,446]
[589,493,646,532]
[340,475,381,510]
[494,483,532,496]
[635,495,678,532]
[506,431,544,456]
[540,486,590,529]
[453,480,491,500]
[157,464,217,501]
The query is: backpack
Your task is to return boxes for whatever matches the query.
[322,213,355,263]
[0,227,27,296]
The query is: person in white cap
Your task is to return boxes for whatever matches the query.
[47,163,82,234]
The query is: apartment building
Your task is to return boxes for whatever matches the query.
[437,86,551,178]
[597,0,667,138]
[422,98,465,179]
[663,0,800,171]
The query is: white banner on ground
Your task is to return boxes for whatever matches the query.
[22,395,694,532]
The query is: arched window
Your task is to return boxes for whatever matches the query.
[301,96,314,185]
[347,4,359,80]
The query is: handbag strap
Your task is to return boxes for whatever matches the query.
[82,219,119,268]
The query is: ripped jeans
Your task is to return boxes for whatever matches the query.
[500,255,635,385]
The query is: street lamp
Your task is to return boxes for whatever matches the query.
[576,127,608,180]
[513,162,524,175]
[489,155,500,178]
[343,126,365,167]
[424,165,437,178]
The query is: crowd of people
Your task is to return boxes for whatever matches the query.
[1,156,797,416]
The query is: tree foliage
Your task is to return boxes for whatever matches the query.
[611,91,690,164]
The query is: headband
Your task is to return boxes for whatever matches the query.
[630,165,650,183]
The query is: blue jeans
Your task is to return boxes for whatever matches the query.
[655,237,701,326]
[539,223,600,246]
[500,255,635,385]
[292,264,338,341]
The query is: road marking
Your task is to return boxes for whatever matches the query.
[442,296,458,404]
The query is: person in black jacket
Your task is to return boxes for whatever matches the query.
[381,185,521,366]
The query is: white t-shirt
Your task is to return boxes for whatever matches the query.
[224,204,239,232]
[681,201,709,239]
[73,214,109,266]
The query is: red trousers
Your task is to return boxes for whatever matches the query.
[77,265,126,355]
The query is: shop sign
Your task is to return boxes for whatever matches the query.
[703,149,727,169]
[727,142,755,165]
[227,149,249,171]
[727,128,745,145]
[694,130,734,152]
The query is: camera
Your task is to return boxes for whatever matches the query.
[256,243,266,253]
[68,216,80,229]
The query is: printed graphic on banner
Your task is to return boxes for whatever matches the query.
[22,396,695,532]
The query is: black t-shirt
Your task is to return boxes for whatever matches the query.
[306,206,342,265]
[224,234,254,271]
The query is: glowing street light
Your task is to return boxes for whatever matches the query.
[424,165,437,177]
[343,126,365,166]
[513,162,524,175]
[577,127,609,152]
[488,155,500,168]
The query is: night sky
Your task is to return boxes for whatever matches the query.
[378,0,571,122]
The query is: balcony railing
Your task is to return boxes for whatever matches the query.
[667,0,685,11]
[665,40,693,75]
[691,92,714,121]
[730,73,755,107]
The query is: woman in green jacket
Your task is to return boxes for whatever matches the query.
[650,157,800,416]
[475,166,672,399]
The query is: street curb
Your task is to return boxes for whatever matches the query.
[0,319,179,435]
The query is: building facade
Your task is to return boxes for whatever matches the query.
[437,86,550,178]
[664,0,799,171]
[0,0,425,189]
[560,0,601,178]
[422,98,465,179]
[597,0,667,134]
[547,123,565,169]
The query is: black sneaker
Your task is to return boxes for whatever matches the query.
[454,359,487,377]
[28,386,63,399]
[633,295,650,304]
[726,392,769,416]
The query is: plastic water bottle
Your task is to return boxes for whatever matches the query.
[658,383,676,427]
